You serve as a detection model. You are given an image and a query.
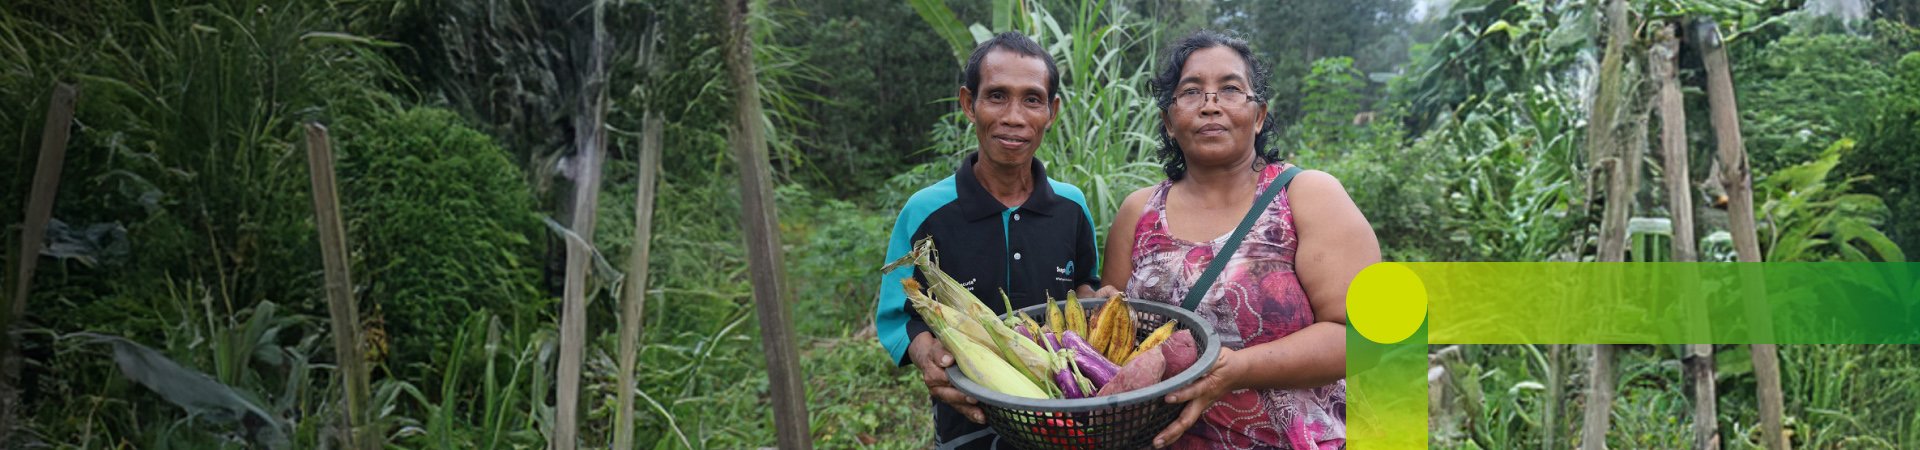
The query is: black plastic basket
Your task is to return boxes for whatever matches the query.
[945,298,1222,450]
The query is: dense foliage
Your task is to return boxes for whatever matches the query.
[336,107,545,372]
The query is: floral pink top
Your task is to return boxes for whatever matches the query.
[1125,164,1346,450]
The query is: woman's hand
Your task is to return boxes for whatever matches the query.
[1152,347,1239,448]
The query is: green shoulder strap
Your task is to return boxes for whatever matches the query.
[1182,166,1303,311]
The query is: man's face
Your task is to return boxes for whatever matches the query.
[960,50,1058,170]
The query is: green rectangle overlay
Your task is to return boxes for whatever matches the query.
[1346,262,1920,448]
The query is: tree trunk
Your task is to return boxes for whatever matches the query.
[613,112,663,450]
[304,124,376,450]
[1546,344,1566,450]
[1592,0,1637,262]
[1,82,77,445]
[1582,1,1635,447]
[1652,22,1720,450]
[723,0,813,448]
[553,1,612,448]
[1581,344,1616,450]
[1694,18,1784,450]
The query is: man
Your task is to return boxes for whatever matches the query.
[875,32,1105,449]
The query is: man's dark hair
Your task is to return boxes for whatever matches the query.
[962,32,1060,100]
[1149,30,1279,181]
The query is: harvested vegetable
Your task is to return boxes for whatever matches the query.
[1160,330,1199,379]
[1045,296,1066,334]
[1099,295,1136,364]
[890,239,1061,397]
[902,280,991,347]
[1128,321,1178,363]
[944,327,1049,399]
[1063,295,1090,337]
[1088,294,1129,358]
[1095,345,1166,396]
[1057,331,1118,388]
[1053,350,1088,398]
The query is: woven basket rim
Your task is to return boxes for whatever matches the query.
[945,297,1223,413]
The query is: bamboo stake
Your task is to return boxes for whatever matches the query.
[1694,19,1784,450]
[1581,1,1634,447]
[1581,344,1617,450]
[612,112,663,450]
[724,0,811,447]
[1,82,77,444]
[1652,22,1720,450]
[1545,344,1566,449]
[553,0,612,447]
[304,123,374,450]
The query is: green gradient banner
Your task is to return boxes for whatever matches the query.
[1344,262,1920,448]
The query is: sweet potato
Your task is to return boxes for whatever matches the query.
[1094,345,1165,397]
[1160,330,1198,379]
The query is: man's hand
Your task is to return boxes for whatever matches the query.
[908,331,985,424]
[1091,285,1122,299]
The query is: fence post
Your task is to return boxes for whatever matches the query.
[613,112,663,450]
[1,82,78,444]
[724,0,812,447]
[304,123,374,450]
[1695,19,1785,450]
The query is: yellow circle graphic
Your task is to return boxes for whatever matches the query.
[1347,262,1428,344]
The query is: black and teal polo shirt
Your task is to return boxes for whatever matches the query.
[876,152,1102,366]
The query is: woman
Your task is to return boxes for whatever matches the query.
[1100,31,1379,450]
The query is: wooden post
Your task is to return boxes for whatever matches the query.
[1545,344,1565,450]
[1694,19,1785,450]
[304,123,373,450]
[1582,2,1634,448]
[1653,22,1720,450]
[1580,344,1616,450]
[724,0,812,447]
[553,0,612,448]
[612,112,663,450]
[1,82,78,444]
[1653,24,1696,266]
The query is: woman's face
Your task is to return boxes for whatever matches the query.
[1164,46,1267,169]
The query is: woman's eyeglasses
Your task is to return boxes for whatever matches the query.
[1173,86,1253,109]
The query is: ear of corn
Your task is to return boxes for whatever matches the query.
[1045,295,1066,335]
[981,310,1061,396]
[1063,295,1089,337]
[903,279,992,347]
[1091,294,1126,360]
[1087,295,1118,355]
[1101,295,1136,364]
[1132,321,1178,358]
[944,323,1050,399]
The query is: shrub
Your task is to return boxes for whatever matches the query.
[336,108,543,370]
[1846,51,1920,257]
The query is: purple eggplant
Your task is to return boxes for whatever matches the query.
[1059,330,1119,388]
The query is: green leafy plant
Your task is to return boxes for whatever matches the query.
[1756,139,1905,262]
[335,107,544,376]
[1849,50,1920,259]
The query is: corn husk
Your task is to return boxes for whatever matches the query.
[1063,295,1090,337]
[931,309,1049,399]
[891,240,1060,397]
[903,279,992,348]
[1133,321,1179,358]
